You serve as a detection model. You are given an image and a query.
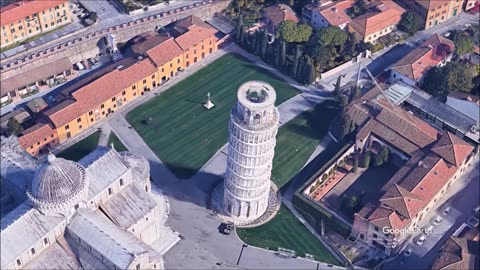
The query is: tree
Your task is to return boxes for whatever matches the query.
[235,15,244,42]
[379,145,390,163]
[446,61,474,92]
[88,11,98,22]
[340,114,353,139]
[260,29,268,59]
[373,154,383,167]
[360,152,371,168]
[352,85,361,101]
[313,47,332,70]
[333,75,342,99]
[314,26,348,47]
[422,66,450,101]
[278,40,286,69]
[276,21,312,43]
[352,158,359,173]
[7,118,23,136]
[305,58,316,85]
[454,33,474,56]
[291,45,301,77]
[398,11,421,36]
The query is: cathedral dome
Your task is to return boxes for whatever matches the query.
[27,154,89,215]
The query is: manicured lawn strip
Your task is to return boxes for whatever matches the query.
[237,205,340,265]
[108,131,128,152]
[271,100,340,188]
[126,53,299,179]
[57,131,101,161]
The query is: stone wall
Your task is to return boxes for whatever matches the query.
[0,0,230,80]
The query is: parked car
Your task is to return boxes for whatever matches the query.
[444,32,451,37]
[443,206,451,215]
[464,23,472,28]
[416,235,427,245]
[423,225,434,236]
[433,216,443,226]
[403,248,412,256]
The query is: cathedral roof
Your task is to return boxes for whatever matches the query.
[30,154,87,205]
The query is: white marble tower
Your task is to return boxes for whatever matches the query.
[223,81,279,223]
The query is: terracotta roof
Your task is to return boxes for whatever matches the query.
[391,34,455,81]
[146,37,183,67]
[319,0,354,26]
[18,121,56,148]
[124,32,171,57]
[45,58,156,128]
[263,4,299,27]
[0,0,67,26]
[431,236,479,270]
[170,16,217,51]
[368,206,410,231]
[374,98,439,147]
[380,184,424,219]
[348,1,405,36]
[1,58,72,96]
[431,132,474,166]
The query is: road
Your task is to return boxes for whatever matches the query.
[0,0,201,65]
[383,157,480,270]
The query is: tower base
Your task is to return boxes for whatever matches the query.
[203,101,215,110]
[210,181,280,228]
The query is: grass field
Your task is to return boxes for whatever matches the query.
[126,53,299,179]
[108,132,128,152]
[271,100,340,188]
[57,131,101,161]
[237,205,340,265]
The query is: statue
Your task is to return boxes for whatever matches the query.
[203,92,215,110]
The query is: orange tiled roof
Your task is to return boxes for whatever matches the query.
[18,121,56,148]
[391,34,455,81]
[380,184,424,219]
[349,1,405,36]
[263,4,299,26]
[431,132,474,166]
[319,0,355,26]
[147,38,183,67]
[369,206,410,231]
[0,0,67,26]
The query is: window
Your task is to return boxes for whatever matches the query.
[89,111,93,116]
[65,124,70,130]
[112,97,116,102]
[177,59,180,64]
[383,239,388,244]
[79,125,82,129]
[44,238,49,245]
[122,91,126,95]
[151,74,155,79]
[30,146,34,149]
[136,264,140,270]
[17,259,21,266]
[66,132,71,139]
[132,85,136,90]
[374,226,379,232]
[170,63,173,67]
[133,92,136,96]
[90,118,94,122]
[51,22,54,27]
[101,104,105,109]
[108,187,112,195]
[37,141,40,145]
[120,179,124,186]
[373,233,378,239]
[31,248,36,255]
[74,204,79,210]
[194,49,197,54]
[18,25,23,30]
[77,118,81,123]
[145,185,148,192]
[143,79,146,84]
[44,138,47,142]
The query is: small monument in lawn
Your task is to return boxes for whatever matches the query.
[203,92,215,110]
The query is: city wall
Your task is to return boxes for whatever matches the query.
[0,0,230,80]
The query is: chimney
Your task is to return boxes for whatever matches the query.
[332,7,337,13]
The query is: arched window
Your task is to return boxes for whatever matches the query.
[16,259,21,266]
[31,248,36,255]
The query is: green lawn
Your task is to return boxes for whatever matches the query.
[126,53,299,179]
[108,132,128,152]
[57,131,101,162]
[271,100,340,188]
[237,205,340,265]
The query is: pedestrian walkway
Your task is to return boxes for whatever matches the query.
[97,122,112,147]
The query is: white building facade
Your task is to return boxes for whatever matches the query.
[223,81,279,223]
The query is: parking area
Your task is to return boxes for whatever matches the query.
[79,0,129,28]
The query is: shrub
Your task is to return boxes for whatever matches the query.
[360,152,371,168]
[373,154,383,167]
[321,174,328,181]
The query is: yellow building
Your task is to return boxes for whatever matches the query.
[0,0,71,48]
[18,16,219,156]
[403,0,464,30]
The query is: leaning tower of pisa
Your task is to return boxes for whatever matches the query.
[223,81,279,223]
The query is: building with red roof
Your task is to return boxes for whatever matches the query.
[390,34,455,86]
[0,0,71,48]
[401,0,464,30]
[345,89,476,255]
[18,16,220,157]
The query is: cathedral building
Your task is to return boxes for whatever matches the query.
[1,136,178,269]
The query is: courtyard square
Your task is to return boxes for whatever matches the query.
[126,53,299,179]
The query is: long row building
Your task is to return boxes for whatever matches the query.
[18,16,223,157]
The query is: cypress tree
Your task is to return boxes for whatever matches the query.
[260,29,268,59]
[291,45,301,77]
[278,40,286,69]
[305,58,315,85]
[235,15,244,42]
[298,55,307,82]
